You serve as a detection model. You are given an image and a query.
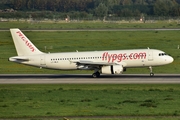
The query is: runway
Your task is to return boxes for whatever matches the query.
[0,74,180,84]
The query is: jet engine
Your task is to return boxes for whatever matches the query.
[101,65,124,74]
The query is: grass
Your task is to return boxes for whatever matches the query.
[0,30,180,74]
[0,84,180,119]
[0,22,180,120]
[0,20,180,29]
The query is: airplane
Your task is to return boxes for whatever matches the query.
[9,28,174,78]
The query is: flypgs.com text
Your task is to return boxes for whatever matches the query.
[102,52,146,63]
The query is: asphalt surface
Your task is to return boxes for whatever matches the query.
[0,74,179,84]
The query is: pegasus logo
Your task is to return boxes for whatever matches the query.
[16,31,35,52]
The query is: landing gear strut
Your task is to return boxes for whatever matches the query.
[92,71,100,78]
[149,66,154,76]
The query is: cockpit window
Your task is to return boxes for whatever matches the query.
[159,53,167,56]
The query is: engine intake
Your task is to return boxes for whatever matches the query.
[101,65,123,74]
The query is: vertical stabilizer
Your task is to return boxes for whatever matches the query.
[10,28,43,56]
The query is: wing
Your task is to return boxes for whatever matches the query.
[72,60,127,69]
[76,60,117,65]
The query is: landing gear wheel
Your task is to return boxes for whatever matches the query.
[149,66,154,77]
[92,72,100,78]
[150,72,154,77]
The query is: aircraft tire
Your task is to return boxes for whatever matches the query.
[92,72,100,78]
[150,73,154,77]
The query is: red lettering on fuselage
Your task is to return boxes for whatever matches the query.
[16,31,35,52]
[102,52,146,63]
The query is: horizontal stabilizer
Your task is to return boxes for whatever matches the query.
[9,56,29,62]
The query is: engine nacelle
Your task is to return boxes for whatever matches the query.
[101,65,124,74]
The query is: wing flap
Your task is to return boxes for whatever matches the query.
[74,60,127,66]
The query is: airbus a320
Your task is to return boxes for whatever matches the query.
[9,29,174,78]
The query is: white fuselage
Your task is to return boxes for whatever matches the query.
[10,49,174,70]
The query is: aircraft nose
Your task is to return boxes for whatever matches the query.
[166,56,174,63]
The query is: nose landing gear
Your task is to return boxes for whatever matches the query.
[149,66,154,76]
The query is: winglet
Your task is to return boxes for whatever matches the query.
[10,28,44,56]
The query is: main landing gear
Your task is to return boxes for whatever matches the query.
[149,66,154,77]
[92,71,100,78]
[91,67,155,78]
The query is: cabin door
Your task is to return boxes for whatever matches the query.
[40,55,46,66]
[148,51,153,61]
